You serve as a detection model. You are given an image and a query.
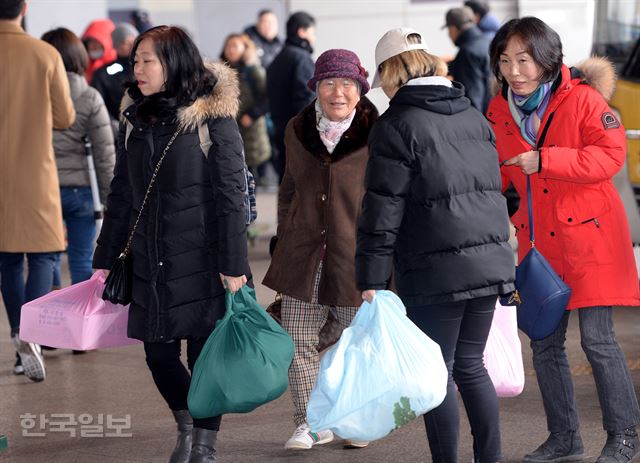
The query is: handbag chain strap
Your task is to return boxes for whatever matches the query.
[120,128,180,258]
[527,111,556,249]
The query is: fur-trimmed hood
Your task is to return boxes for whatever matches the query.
[119,60,240,131]
[573,56,616,102]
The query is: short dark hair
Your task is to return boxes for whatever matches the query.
[41,27,88,75]
[464,1,490,18]
[0,0,24,20]
[286,11,315,40]
[127,25,216,109]
[490,17,563,84]
[257,9,274,18]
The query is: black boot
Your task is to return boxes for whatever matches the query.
[523,431,585,463]
[189,428,217,463]
[597,427,640,463]
[169,410,193,463]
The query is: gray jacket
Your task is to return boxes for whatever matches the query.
[53,72,115,203]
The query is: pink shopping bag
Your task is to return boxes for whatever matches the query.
[483,301,525,397]
[19,272,141,350]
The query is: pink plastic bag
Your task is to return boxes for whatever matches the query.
[483,301,525,397]
[19,272,141,350]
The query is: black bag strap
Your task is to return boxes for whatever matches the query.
[120,128,180,258]
[526,111,555,247]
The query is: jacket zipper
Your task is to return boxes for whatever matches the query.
[581,217,600,228]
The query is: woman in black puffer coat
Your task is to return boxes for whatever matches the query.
[92,26,249,463]
[356,28,515,463]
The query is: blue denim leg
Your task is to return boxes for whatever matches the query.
[0,252,56,337]
[52,252,62,287]
[530,311,580,433]
[578,306,640,432]
[61,187,96,284]
[0,253,26,336]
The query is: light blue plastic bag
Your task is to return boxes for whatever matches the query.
[307,290,448,441]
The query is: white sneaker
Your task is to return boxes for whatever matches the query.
[13,336,45,382]
[284,423,333,450]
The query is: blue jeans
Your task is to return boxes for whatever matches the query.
[406,295,501,463]
[60,187,96,285]
[0,252,58,337]
[531,306,640,433]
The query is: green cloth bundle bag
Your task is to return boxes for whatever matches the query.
[188,286,295,418]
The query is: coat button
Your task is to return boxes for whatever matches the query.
[550,232,555,237]
[321,194,327,202]
[543,189,549,194]
[521,223,525,228]
[567,218,573,223]
[320,229,326,236]
[159,261,163,266]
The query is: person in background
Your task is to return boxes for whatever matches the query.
[0,0,75,382]
[81,18,117,82]
[263,48,378,452]
[220,33,271,181]
[266,11,316,183]
[488,17,640,463]
[131,9,153,33]
[465,1,501,40]
[356,27,515,463]
[41,28,115,286]
[244,9,282,70]
[444,6,492,113]
[93,25,250,463]
[91,22,139,133]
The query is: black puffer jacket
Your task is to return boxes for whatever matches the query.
[356,81,515,306]
[93,62,250,342]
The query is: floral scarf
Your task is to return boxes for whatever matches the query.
[507,82,553,147]
[315,99,356,154]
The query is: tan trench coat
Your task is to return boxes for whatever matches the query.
[0,22,75,252]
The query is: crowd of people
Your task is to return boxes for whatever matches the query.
[1,0,639,462]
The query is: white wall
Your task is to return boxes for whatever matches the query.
[25,0,108,38]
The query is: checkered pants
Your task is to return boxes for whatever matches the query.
[281,262,359,427]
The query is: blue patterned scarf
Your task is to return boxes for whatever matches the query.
[507,82,553,147]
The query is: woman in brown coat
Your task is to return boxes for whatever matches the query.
[262,49,378,451]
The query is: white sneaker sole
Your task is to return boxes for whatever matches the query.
[343,440,369,449]
[284,433,334,450]
[14,339,45,382]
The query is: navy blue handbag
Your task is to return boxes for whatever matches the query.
[507,176,572,340]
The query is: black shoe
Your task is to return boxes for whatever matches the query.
[72,350,87,355]
[189,428,217,462]
[170,409,193,463]
[523,431,585,463]
[596,427,640,463]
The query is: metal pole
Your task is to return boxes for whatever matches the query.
[82,135,103,234]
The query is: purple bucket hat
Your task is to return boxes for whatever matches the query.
[307,49,370,95]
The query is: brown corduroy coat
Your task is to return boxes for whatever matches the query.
[263,97,378,306]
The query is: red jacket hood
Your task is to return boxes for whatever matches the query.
[82,19,117,81]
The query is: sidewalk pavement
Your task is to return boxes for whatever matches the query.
[0,190,639,462]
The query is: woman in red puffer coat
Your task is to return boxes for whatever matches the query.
[487,16,640,463]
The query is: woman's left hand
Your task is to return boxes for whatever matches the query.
[502,150,540,175]
[361,290,376,303]
[220,274,247,293]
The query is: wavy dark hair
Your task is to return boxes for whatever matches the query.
[489,17,563,84]
[41,28,88,75]
[126,25,216,114]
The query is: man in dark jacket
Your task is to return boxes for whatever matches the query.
[91,23,138,131]
[244,9,282,69]
[445,6,492,113]
[266,11,316,183]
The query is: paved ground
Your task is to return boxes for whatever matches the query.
[1,191,639,462]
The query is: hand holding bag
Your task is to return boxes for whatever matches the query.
[102,129,180,305]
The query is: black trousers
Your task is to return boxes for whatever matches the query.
[406,295,500,463]
[144,338,221,431]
